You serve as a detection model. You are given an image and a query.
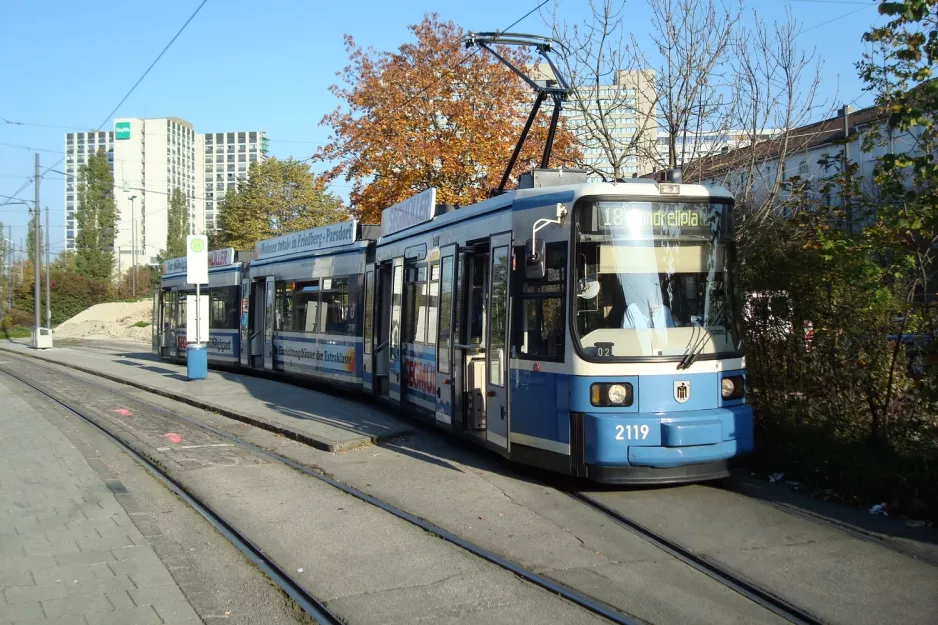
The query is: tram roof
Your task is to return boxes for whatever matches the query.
[376,180,734,245]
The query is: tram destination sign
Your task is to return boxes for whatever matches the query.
[161,248,235,275]
[381,188,437,236]
[255,220,358,260]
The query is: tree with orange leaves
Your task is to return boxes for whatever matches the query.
[318,14,580,224]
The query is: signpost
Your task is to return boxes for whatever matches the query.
[186,235,209,380]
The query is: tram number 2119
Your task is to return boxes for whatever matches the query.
[615,424,650,440]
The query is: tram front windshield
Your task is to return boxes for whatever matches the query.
[573,200,742,360]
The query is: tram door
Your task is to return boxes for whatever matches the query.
[248,280,266,368]
[435,247,457,425]
[152,291,160,355]
[263,276,276,370]
[388,257,404,402]
[373,264,393,397]
[485,234,512,451]
[239,279,250,367]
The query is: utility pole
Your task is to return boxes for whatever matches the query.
[45,206,51,328]
[7,226,12,312]
[129,194,137,298]
[33,154,41,336]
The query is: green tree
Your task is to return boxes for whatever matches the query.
[75,149,118,281]
[158,187,189,262]
[25,210,40,264]
[216,157,347,249]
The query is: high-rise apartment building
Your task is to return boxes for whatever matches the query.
[110,117,197,270]
[532,64,658,180]
[63,131,115,251]
[195,131,268,232]
[64,119,266,271]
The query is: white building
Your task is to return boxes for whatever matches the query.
[65,119,266,270]
[111,117,197,270]
[532,65,658,180]
[63,131,115,251]
[195,131,268,232]
[656,128,780,170]
[686,104,914,215]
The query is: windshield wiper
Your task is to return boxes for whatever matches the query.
[678,303,726,370]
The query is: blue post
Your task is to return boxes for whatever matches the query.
[186,344,207,380]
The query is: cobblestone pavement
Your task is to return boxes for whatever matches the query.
[0,376,201,625]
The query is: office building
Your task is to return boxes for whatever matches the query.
[64,119,266,270]
[195,131,268,232]
[63,131,114,251]
[533,64,658,180]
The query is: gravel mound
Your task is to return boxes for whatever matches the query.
[54,300,153,343]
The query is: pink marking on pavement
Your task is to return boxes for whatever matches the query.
[111,408,133,416]
[163,432,183,444]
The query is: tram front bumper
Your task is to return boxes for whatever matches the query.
[582,405,754,469]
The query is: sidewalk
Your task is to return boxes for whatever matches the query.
[0,341,411,453]
[0,374,200,625]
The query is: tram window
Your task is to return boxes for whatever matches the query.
[275,282,294,331]
[321,277,351,335]
[469,255,486,345]
[427,263,440,351]
[391,265,403,361]
[513,243,566,360]
[488,247,509,386]
[437,256,454,374]
[293,280,320,333]
[403,266,428,344]
[177,294,188,330]
[364,271,374,355]
[209,286,239,329]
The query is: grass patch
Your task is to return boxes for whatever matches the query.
[132,321,151,328]
[1,325,32,339]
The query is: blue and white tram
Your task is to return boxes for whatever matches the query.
[367,171,752,483]
[154,248,244,364]
[154,169,753,484]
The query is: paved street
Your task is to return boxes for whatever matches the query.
[0,376,200,625]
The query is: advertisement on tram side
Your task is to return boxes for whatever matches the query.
[271,332,362,382]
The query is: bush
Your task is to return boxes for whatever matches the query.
[14,269,111,326]
[740,211,938,521]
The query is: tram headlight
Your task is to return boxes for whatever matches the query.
[721,375,744,400]
[590,382,633,407]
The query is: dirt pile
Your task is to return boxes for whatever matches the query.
[53,300,152,343]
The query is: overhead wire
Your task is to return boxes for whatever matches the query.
[315,0,551,162]
[0,0,208,209]
[803,3,879,33]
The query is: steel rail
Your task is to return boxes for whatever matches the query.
[0,365,345,625]
[1,358,642,625]
[569,492,829,625]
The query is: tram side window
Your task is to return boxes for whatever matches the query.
[275,282,294,331]
[293,280,320,332]
[321,277,351,335]
[177,293,188,330]
[209,286,239,329]
[403,266,429,344]
[437,257,454,374]
[512,243,566,360]
[427,263,439,351]
[364,271,374,354]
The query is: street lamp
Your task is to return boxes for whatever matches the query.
[128,194,137,297]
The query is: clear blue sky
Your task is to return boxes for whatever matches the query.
[0,0,885,255]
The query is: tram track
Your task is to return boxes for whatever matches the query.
[568,492,828,625]
[0,355,644,625]
[0,364,345,625]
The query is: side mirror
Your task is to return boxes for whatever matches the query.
[525,238,546,280]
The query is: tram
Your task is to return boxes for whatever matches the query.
[154,169,753,483]
[153,31,753,483]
